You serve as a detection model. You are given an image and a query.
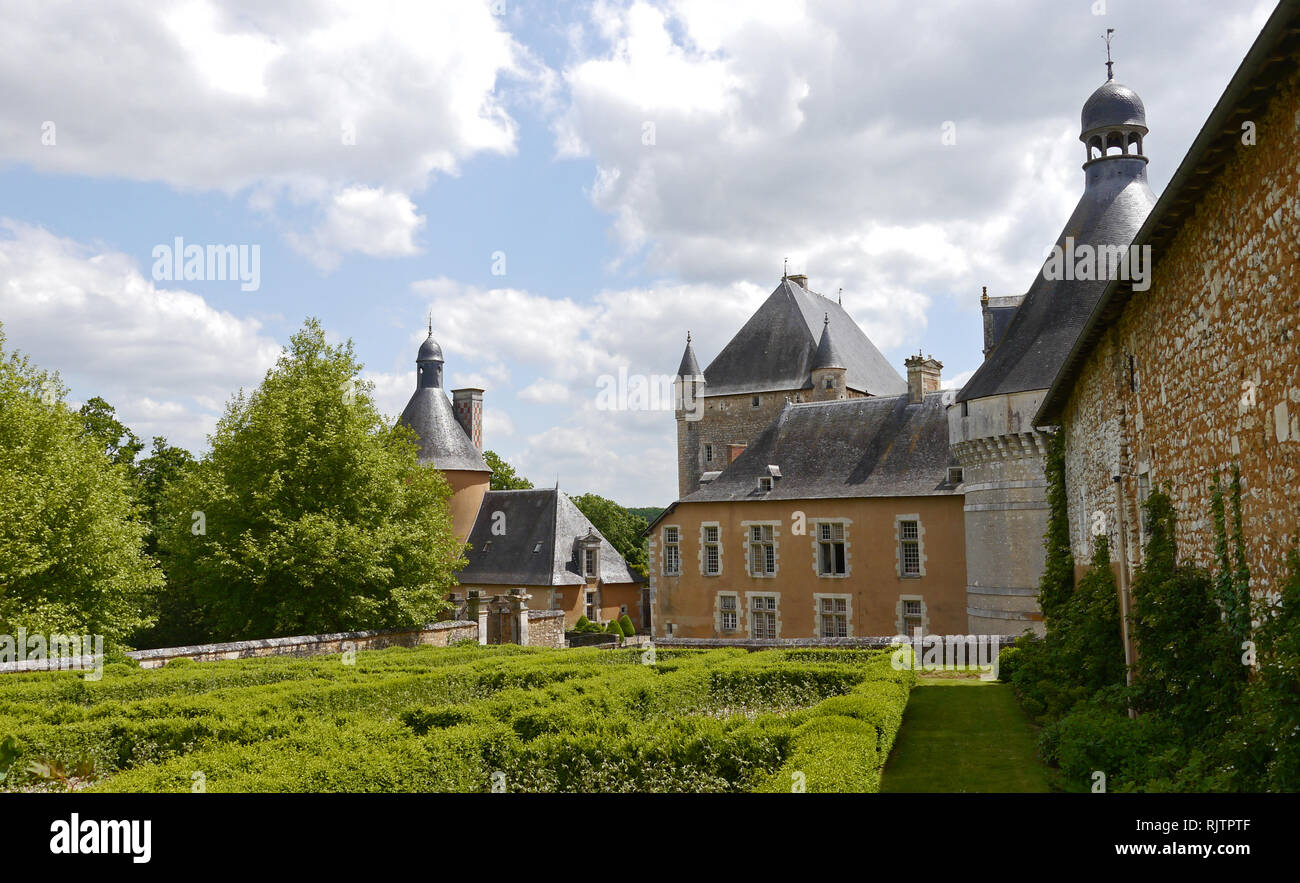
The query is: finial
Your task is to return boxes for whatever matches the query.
[837,287,843,305]
[823,312,829,327]
[1104,28,1115,81]
[981,285,989,304]
[426,309,433,336]
[686,330,692,344]
[783,257,788,279]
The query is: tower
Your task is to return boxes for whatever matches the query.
[397,326,492,540]
[949,54,1156,635]
[810,315,847,402]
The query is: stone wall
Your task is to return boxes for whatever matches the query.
[1060,58,1300,595]
[126,620,479,669]
[526,610,565,649]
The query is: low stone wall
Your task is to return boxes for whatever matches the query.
[653,635,1019,652]
[526,610,565,649]
[126,620,479,669]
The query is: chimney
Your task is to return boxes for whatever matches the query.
[787,273,809,289]
[904,355,943,404]
[451,388,484,449]
[727,443,747,464]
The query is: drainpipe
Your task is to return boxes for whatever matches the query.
[1113,473,1136,719]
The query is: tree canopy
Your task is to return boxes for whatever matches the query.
[571,493,649,578]
[0,326,161,641]
[484,450,533,490]
[158,319,465,641]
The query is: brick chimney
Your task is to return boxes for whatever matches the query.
[904,355,942,404]
[451,388,484,449]
[727,443,747,464]
[787,273,809,289]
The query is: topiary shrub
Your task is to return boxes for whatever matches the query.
[618,614,636,637]
[605,620,625,639]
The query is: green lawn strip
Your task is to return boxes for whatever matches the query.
[880,678,1050,793]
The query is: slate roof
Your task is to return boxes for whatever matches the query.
[679,392,960,503]
[956,133,1156,402]
[396,333,490,472]
[676,335,702,377]
[1037,0,1300,425]
[1082,79,1148,134]
[812,316,846,370]
[457,489,641,586]
[983,302,1020,356]
[701,278,906,397]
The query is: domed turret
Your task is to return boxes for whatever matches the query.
[1079,60,1148,167]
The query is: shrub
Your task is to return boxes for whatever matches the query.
[618,615,636,637]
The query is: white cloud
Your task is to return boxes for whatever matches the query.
[287,186,426,271]
[518,378,571,404]
[0,220,281,452]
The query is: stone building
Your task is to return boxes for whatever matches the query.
[1037,1,1300,598]
[674,274,907,499]
[395,328,646,634]
[649,363,965,640]
[456,488,646,631]
[397,326,492,540]
[949,60,1158,635]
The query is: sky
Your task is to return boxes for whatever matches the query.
[0,0,1278,506]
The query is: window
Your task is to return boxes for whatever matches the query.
[947,466,964,485]
[902,598,924,636]
[751,395,761,408]
[824,376,834,389]
[533,542,542,553]
[663,527,681,575]
[585,590,597,621]
[719,594,738,631]
[817,522,847,575]
[757,476,773,492]
[702,525,721,575]
[900,520,921,577]
[583,547,597,577]
[748,525,776,576]
[819,597,848,637]
[482,540,492,552]
[704,443,714,463]
[751,595,778,638]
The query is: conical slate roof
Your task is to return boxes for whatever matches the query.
[957,134,1155,403]
[396,333,489,473]
[676,334,701,377]
[703,278,906,397]
[812,315,845,370]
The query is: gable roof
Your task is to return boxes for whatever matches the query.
[457,488,640,587]
[702,278,906,397]
[397,387,490,472]
[678,391,960,503]
[1037,0,1300,424]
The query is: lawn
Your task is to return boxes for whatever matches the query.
[0,644,915,793]
[879,676,1051,793]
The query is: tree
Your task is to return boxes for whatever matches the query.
[78,396,144,469]
[0,326,160,641]
[571,493,649,578]
[1038,430,1075,621]
[483,449,533,490]
[159,318,465,641]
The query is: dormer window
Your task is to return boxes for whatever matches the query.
[583,546,598,577]
[482,540,492,552]
[533,542,543,553]
[757,476,773,492]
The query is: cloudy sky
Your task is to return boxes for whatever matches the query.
[0,0,1277,505]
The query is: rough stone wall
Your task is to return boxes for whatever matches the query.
[127,620,479,669]
[526,610,566,648]
[1060,60,1300,594]
[676,388,868,498]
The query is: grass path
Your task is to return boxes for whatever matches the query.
[880,677,1051,793]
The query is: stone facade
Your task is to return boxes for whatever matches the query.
[949,391,1052,635]
[1055,56,1300,595]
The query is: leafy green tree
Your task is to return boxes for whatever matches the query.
[78,396,144,469]
[483,450,533,490]
[1242,548,1300,790]
[159,318,465,641]
[0,327,160,641]
[1037,430,1074,621]
[571,493,649,578]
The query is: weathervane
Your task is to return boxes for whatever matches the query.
[1104,28,1115,81]
[426,309,433,336]
[783,257,788,279]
